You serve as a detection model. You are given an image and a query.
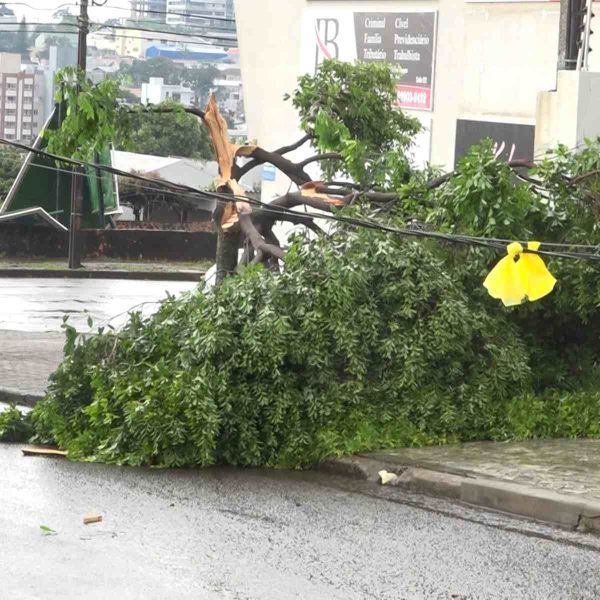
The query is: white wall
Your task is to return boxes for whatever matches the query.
[236,0,600,191]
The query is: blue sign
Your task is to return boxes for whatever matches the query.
[262,165,277,182]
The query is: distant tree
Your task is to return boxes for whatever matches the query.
[119,59,218,104]
[53,9,77,24]
[180,65,219,104]
[39,34,74,49]
[117,88,140,104]
[124,101,213,160]
[0,146,25,206]
[15,17,31,56]
[119,58,182,86]
[48,69,213,162]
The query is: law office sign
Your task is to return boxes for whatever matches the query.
[302,9,438,111]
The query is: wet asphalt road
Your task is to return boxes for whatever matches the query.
[0,278,197,333]
[2,444,600,600]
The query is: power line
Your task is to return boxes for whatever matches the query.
[2,136,600,264]
[0,149,207,204]
[0,1,236,23]
[91,22,237,44]
[0,1,74,12]
[0,28,77,34]
[0,19,237,43]
[94,2,236,23]
[98,15,237,34]
[89,30,237,47]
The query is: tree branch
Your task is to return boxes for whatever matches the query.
[297,153,342,168]
[238,210,285,261]
[236,134,312,179]
[237,147,312,186]
[270,190,349,213]
[570,169,600,186]
[128,105,207,121]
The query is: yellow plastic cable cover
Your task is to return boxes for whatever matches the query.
[483,241,557,307]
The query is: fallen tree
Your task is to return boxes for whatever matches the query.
[24,61,600,466]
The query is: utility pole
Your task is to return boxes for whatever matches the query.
[68,0,89,269]
[558,0,594,71]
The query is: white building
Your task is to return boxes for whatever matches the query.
[234,0,600,202]
[213,78,242,114]
[167,0,228,26]
[130,0,167,22]
[141,77,194,106]
[42,46,77,123]
[0,54,45,143]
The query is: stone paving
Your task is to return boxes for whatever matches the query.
[367,438,600,502]
[0,331,64,396]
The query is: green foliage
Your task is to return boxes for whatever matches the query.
[123,101,213,160]
[45,69,211,161]
[0,146,25,206]
[0,404,32,443]
[119,58,218,103]
[429,140,544,239]
[290,60,421,188]
[0,16,32,56]
[32,61,600,470]
[32,228,534,467]
[47,68,131,161]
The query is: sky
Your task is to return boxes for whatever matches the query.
[11,0,132,22]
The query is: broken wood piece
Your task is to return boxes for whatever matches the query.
[83,515,103,525]
[21,447,67,458]
[378,470,399,485]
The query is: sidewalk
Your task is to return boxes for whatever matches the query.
[322,439,600,533]
[0,330,64,403]
[0,260,207,282]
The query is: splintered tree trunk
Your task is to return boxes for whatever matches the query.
[215,227,240,285]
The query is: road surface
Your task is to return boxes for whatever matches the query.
[1,443,599,600]
[0,277,197,333]
[0,278,198,395]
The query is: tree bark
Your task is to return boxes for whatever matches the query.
[215,228,240,285]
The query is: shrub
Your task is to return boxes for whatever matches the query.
[0,404,32,443]
[31,229,533,467]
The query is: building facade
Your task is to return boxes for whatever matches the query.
[166,0,227,26]
[0,54,44,142]
[130,0,168,22]
[42,45,77,124]
[234,0,600,202]
[141,77,194,106]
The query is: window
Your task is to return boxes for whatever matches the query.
[172,93,181,101]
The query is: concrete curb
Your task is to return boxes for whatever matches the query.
[0,268,204,282]
[319,457,600,533]
[0,387,43,408]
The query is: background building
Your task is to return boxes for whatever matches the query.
[141,77,194,106]
[234,0,600,202]
[130,0,168,22]
[42,46,76,124]
[0,53,45,143]
[167,0,229,27]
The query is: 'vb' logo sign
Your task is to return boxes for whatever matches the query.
[314,18,339,70]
